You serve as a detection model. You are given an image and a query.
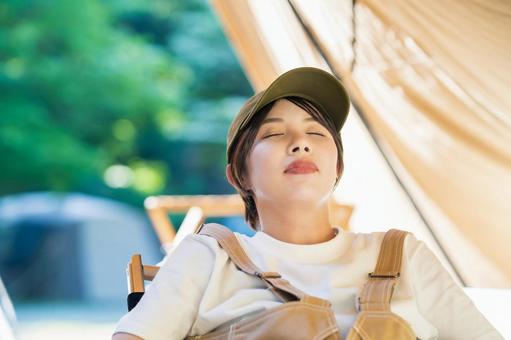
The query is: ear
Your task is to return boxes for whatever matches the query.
[226,163,251,191]
[225,163,236,188]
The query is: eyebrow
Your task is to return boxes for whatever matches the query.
[260,117,317,126]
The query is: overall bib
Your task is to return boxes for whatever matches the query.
[186,223,417,340]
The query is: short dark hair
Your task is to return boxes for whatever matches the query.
[228,96,344,231]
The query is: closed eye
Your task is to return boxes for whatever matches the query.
[263,132,325,138]
[263,133,284,138]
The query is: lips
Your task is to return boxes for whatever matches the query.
[284,159,318,174]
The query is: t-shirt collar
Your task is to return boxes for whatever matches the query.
[250,227,350,263]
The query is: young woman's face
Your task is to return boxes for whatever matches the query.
[245,99,339,206]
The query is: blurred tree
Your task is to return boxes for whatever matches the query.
[0,0,252,207]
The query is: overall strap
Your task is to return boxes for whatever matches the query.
[196,223,331,307]
[358,229,409,312]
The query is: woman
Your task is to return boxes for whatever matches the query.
[113,67,502,339]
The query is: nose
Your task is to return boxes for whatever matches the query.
[288,137,311,154]
[291,145,310,153]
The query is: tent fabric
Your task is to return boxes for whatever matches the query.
[210,0,462,285]
[210,0,511,287]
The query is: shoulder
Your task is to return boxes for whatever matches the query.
[162,222,240,261]
[156,225,225,271]
[346,229,424,258]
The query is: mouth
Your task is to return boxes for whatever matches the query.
[284,167,317,175]
[284,160,319,175]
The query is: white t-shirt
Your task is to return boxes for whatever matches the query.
[114,226,503,340]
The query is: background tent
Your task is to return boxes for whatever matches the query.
[0,192,160,301]
[209,0,511,288]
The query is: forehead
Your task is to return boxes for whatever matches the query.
[261,99,318,124]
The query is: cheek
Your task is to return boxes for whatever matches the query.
[247,144,282,179]
[320,141,339,176]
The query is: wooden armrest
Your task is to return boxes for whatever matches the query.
[142,265,160,281]
[127,254,161,293]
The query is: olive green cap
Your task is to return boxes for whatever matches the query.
[226,67,350,163]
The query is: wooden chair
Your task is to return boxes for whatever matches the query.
[126,194,354,311]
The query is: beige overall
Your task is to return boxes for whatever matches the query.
[186,223,417,340]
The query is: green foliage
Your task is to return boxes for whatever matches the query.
[0,0,252,206]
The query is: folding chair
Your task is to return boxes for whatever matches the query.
[126,194,354,311]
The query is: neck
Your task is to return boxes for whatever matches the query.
[255,199,336,244]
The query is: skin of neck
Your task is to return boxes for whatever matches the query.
[254,197,336,244]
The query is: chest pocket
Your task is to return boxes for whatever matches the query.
[189,223,417,340]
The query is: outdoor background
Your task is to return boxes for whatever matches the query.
[0,0,252,338]
[2,0,510,338]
